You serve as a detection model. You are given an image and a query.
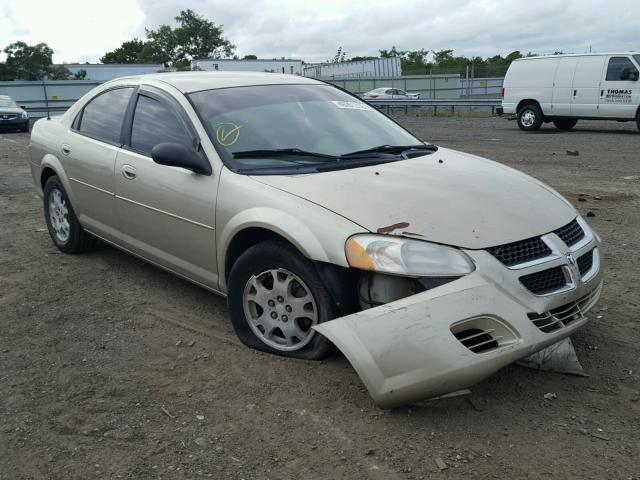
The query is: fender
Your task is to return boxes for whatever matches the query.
[39,154,78,207]
[217,206,334,290]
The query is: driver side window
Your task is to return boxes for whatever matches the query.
[130,94,193,157]
[606,57,638,81]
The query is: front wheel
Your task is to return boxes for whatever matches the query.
[553,118,578,130]
[517,103,543,131]
[227,240,337,360]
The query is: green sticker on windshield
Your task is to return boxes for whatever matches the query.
[215,122,242,146]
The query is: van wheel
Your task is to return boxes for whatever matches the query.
[553,118,578,130]
[517,104,543,131]
[227,240,336,360]
[636,112,640,133]
[43,175,96,253]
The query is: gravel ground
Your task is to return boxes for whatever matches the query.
[1,116,639,480]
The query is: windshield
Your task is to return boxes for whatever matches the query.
[0,98,18,108]
[188,84,424,172]
[634,55,640,68]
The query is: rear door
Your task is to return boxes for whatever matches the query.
[598,56,639,118]
[551,57,578,116]
[113,87,219,288]
[570,56,606,117]
[65,86,135,239]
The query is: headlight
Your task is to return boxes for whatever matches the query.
[21,111,28,119]
[345,234,475,277]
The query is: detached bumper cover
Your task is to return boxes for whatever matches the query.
[315,269,602,409]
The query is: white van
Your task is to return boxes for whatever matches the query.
[500,53,640,132]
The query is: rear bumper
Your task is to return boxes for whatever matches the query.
[496,106,504,115]
[314,229,603,408]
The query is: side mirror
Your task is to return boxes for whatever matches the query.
[151,142,212,176]
[20,105,27,110]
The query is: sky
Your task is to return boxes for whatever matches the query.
[1,0,639,63]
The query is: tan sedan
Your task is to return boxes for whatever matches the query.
[28,72,603,407]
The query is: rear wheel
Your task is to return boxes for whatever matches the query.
[517,103,543,131]
[227,240,337,360]
[553,118,578,130]
[43,175,95,253]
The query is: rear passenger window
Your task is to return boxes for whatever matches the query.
[130,95,193,156]
[606,57,637,81]
[78,88,133,144]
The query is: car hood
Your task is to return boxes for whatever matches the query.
[0,107,25,115]
[250,147,577,249]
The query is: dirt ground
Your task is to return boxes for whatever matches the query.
[1,116,639,480]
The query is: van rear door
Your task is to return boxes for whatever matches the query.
[598,55,639,119]
[571,56,606,117]
[551,57,578,116]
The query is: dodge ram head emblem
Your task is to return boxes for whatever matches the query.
[566,253,576,266]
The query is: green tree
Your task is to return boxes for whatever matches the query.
[73,69,87,80]
[101,39,146,63]
[46,64,71,80]
[327,47,347,63]
[3,41,53,80]
[243,54,258,60]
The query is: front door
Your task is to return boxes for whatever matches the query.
[113,88,219,289]
[570,56,606,117]
[598,56,640,119]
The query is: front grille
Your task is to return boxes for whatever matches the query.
[487,236,552,267]
[0,114,17,120]
[577,250,593,275]
[528,284,602,332]
[554,219,585,247]
[520,266,567,295]
[453,328,500,353]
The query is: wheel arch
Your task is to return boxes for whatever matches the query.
[516,99,542,113]
[218,207,338,290]
[38,154,78,206]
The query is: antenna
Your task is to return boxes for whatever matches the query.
[42,79,51,120]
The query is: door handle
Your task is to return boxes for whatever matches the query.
[573,89,577,97]
[61,144,71,156]
[121,165,137,180]
[600,90,604,96]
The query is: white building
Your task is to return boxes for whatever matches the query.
[192,58,304,75]
[60,64,165,81]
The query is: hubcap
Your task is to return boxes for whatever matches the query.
[48,188,70,243]
[242,268,318,351]
[521,109,536,127]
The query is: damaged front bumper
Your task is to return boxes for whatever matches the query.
[314,243,603,409]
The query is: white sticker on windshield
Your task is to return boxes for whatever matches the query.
[331,101,374,111]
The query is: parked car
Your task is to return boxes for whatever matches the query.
[0,95,29,132]
[363,87,420,100]
[29,72,603,408]
[500,52,640,131]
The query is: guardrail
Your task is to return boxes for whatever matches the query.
[366,98,502,115]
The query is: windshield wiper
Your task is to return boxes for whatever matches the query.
[340,144,438,159]
[232,148,338,160]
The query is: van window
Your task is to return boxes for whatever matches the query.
[605,57,637,81]
[634,55,640,67]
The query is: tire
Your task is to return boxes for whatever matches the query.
[553,118,578,130]
[43,175,95,253]
[517,103,544,131]
[21,125,29,133]
[227,240,337,360]
[637,112,640,133]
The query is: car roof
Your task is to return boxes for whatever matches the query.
[120,71,324,93]
[514,52,639,61]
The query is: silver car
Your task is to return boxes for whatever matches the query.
[28,72,603,408]
[363,87,420,100]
